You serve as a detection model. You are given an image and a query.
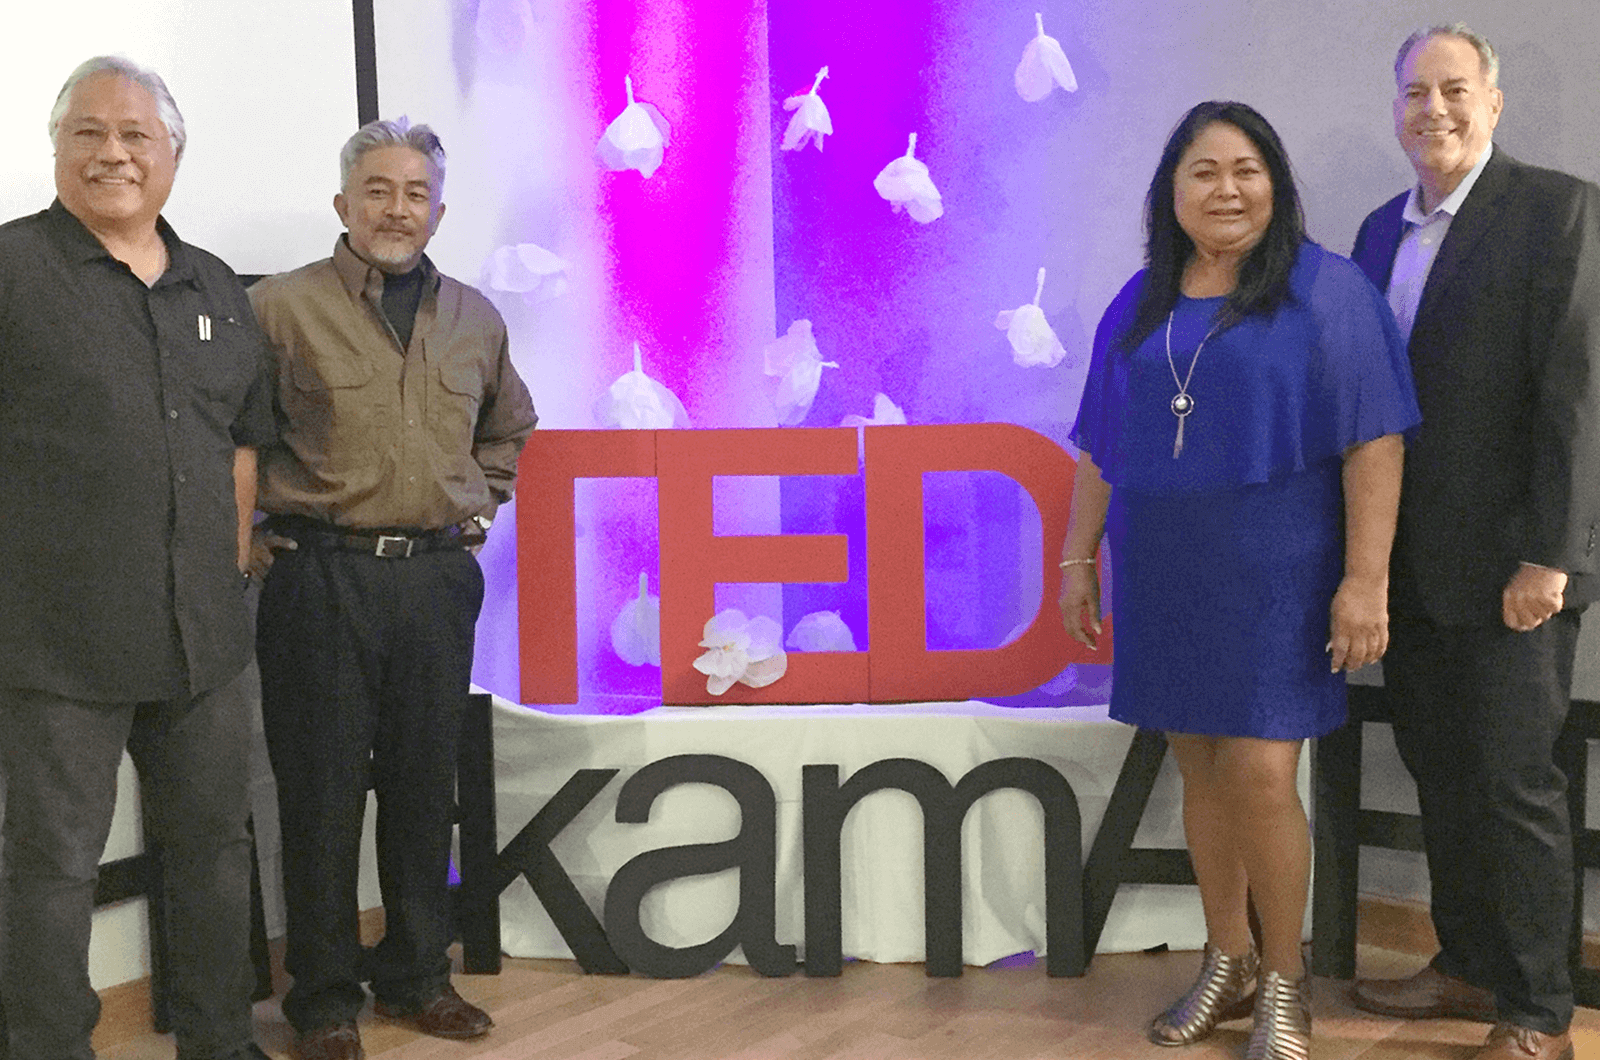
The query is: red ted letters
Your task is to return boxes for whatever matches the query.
[516,425,1111,705]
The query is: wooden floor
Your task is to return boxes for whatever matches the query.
[91,908,1600,1060]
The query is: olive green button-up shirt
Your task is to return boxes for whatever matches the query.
[250,237,537,530]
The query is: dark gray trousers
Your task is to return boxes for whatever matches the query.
[0,670,256,1060]
[1385,602,1582,1035]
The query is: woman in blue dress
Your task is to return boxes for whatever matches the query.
[1059,102,1420,1059]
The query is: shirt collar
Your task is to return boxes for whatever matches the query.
[331,233,438,301]
[1402,143,1494,225]
[44,198,195,283]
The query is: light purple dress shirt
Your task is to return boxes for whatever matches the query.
[1386,144,1494,344]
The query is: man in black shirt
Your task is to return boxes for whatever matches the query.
[0,57,273,1060]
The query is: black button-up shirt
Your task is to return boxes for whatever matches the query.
[0,200,275,701]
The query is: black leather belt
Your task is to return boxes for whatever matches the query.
[304,529,466,558]
[270,518,468,559]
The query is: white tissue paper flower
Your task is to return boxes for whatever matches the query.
[786,610,858,653]
[693,609,789,696]
[598,74,671,178]
[600,342,692,429]
[475,0,533,53]
[764,319,838,426]
[873,133,943,224]
[995,267,1068,368]
[483,243,571,304]
[1014,12,1078,102]
[781,65,833,152]
[840,392,907,428]
[610,571,661,667]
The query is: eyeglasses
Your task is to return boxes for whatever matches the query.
[59,124,170,157]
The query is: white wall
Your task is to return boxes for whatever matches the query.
[0,0,358,273]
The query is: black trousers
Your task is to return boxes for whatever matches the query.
[0,671,256,1060]
[1385,596,1582,1035]
[257,543,483,1034]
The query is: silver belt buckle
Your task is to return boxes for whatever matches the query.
[375,534,414,558]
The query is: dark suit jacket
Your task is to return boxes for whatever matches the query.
[1351,148,1600,625]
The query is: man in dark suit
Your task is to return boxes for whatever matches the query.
[1348,23,1600,1060]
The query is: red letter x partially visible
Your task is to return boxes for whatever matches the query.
[517,426,1108,706]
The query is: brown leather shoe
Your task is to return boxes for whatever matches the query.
[374,983,493,1040]
[1352,962,1496,1022]
[294,1022,364,1060]
[1474,1022,1574,1060]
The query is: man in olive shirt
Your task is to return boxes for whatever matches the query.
[249,119,535,1060]
[0,58,273,1060]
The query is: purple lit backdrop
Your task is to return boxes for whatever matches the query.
[580,0,780,710]
[771,0,1070,667]
[397,0,1598,710]
[450,0,1109,709]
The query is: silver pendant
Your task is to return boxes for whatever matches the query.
[1165,307,1217,460]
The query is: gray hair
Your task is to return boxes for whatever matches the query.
[48,56,187,164]
[339,117,447,193]
[1395,23,1500,88]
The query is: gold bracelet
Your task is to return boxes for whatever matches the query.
[1058,557,1096,568]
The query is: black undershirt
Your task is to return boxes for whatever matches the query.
[381,265,425,350]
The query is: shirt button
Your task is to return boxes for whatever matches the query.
[168,409,179,419]
[409,419,417,427]
[177,473,187,484]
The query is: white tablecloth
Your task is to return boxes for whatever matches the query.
[490,697,1311,966]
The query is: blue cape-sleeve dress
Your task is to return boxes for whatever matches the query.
[1070,241,1421,739]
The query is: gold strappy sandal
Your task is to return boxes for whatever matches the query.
[1148,942,1258,1046]
[1244,970,1311,1060]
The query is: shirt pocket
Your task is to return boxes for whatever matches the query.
[191,320,259,404]
[429,359,484,449]
[287,351,386,464]
[184,319,265,446]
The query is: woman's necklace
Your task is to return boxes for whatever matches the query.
[1163,309,1219,458]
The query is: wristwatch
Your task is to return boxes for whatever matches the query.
[470,514,493,533]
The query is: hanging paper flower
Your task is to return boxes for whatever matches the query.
[599,342,692,429]
[1014,12,1078,102]
[483,243,571,304]
[610,571,660,667]
[840,392,907,428]
[873,133,943,224]
[763,319,838,426]
[474,0,533,54]
[693,609,789,696]
[781,65,833,152]
[786,610,858,653]
[995,266,1068,368]
[597,74,671,178]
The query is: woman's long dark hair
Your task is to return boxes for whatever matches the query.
[1117,101,1306,353]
